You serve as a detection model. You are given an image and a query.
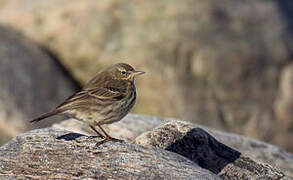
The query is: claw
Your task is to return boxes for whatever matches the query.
[108,137,124,142]
[95,137,124,147]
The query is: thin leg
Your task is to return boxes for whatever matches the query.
[90,126,104,138]
[96,124,111,138]
[95,123,123,144]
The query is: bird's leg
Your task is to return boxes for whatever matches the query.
[94,123,124,146]
[96,123,123,142]
[90,126,104,138]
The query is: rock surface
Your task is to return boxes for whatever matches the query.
[0,0,293,152]
[1,120,292,179]
[0,128,219,179]
[53,114,293,176]
[201,122,293,177]
[0,25,79,145]
[53,115,293,176]
[135,120,293,177]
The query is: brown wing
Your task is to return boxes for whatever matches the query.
[55,87,124,111]
[87,87,122,99]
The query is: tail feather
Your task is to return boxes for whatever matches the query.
[30,109,61,123]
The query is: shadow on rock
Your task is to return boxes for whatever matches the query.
[56,132,85,141]
[166,128,241,174]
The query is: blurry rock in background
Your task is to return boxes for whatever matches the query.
[0,25,80,145]
[0,0,293,152]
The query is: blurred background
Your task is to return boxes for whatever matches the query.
[0,0,293,152]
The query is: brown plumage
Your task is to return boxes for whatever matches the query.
[30,63,145,144]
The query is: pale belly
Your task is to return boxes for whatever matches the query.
[64,92,136,126]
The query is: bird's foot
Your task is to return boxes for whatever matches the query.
[95,136,124,146]
[108,137,124,142]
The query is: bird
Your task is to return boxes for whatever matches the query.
[30,63,145,145]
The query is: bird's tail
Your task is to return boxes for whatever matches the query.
[30,109,61,123]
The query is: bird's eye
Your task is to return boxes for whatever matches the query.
[121,71,126,75]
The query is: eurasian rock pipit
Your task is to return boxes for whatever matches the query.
[31,63,145,144]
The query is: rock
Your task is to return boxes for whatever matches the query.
[0,0,293,152]
[54,114,293,176]
[0,128,219,179]
[135,120,293,178]
[0,25,79,145]
[201,122,293,177]
[1,120,291,179]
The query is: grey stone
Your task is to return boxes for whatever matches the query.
[0,128,219,179]
[135,120,293,179]
[55,115,293,176]
[202,122,293,177]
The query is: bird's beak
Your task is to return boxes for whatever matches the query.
[133,71,145,76]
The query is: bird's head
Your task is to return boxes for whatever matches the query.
[110,63,145,81]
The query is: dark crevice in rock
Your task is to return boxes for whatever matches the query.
[135,121,291,178]
[165,127,241,174]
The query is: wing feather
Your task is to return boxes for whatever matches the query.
[56,87,124,110]
[88,87,122,99]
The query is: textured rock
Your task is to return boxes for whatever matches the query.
[0,0,293,152]
[0,128,219,179]
[202,123,293,177]
[0,25,79,145]
[135,120,293,178]
[54,115,293,176]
